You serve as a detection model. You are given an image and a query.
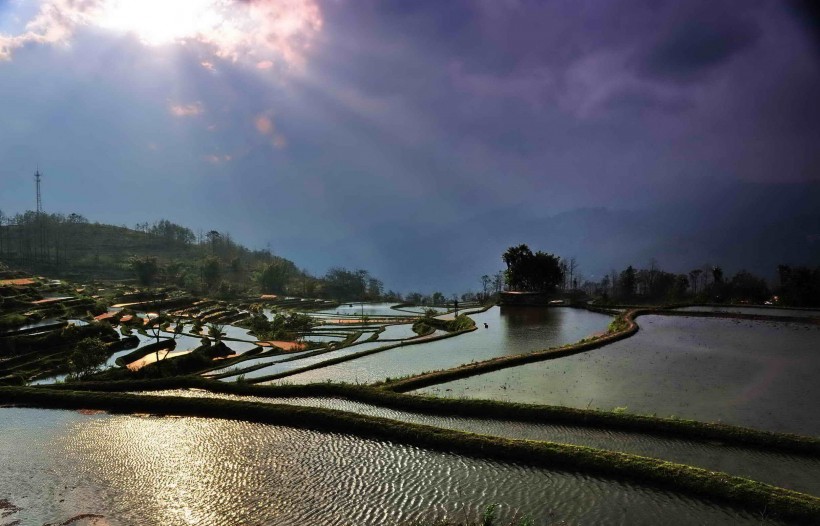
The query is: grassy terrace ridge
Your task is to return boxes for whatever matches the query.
[379,305,819,393]
[1,387,818,524]
[242,323,478,384]
[381,308,640,392]
[36,376,820,456]
[202,324,437,380]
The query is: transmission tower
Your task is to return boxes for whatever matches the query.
[35,167,43,214]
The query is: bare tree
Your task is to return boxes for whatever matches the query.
[689,269,703,295]
[568,257,579,290]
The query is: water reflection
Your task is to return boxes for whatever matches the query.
[139,389,820,496]
[0,408,780,526]
[423,315,820,436]
[276,307,611,385]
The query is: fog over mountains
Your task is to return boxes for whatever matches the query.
[355,178,820,293]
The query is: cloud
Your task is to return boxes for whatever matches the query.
[204,153,232,164]
[169,101,204,117]
[254,113,287,148]
[1,0,323,67]
[640,9,761,82]
[0,0,105,60]
[256,60,274,69]
[254,114,273,134]
[200,61,216,71]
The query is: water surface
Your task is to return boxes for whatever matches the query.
[420,316,820,436]
[676,306,820,318]
[0,408,783,526]
[140,389,820,496]
[273,307,611,385]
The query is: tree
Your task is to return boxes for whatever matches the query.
[480,275,491,298]
[672,274,689,300]
[68,337,109,379]
[201,257,222,291]
[366,278,384,300]
[323,267,368,300]
[502,244,564,292]
[205,230,221,254]
[568,257,579,290]
[728,270,769,303]
[776,265,820,307]
[144,313,173,365]
[406,292,423,304]
[130,256,159,287]
[619,266,636,299]
[712,266,724,285]
[207,322,226,341]
[258,260,290,294]
[494,271,505,293]
[502,244,533,290]
[689,269,703,295]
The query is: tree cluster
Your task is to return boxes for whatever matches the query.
[502,244,564,292]
[590,261,819,305]
[321,267,384,301]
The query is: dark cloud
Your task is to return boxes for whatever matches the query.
[641,8,761,81]
[788,0,820,52]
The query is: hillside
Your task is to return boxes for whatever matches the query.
[0,214,302,293]
[0,214,391,301]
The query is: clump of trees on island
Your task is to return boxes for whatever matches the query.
[501,244,564,292]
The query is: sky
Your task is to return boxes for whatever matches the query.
[1,0,819,294]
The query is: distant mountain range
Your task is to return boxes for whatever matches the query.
[362,179,820,292]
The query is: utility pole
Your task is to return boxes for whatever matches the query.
[35,167,43,214]
[34,167,47,265]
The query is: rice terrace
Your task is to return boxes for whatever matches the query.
[2,1,820,525]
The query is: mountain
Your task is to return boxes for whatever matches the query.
[357,179,820,292]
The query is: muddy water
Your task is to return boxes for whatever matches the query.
[420,315,820,436]
[0,408,784,526]
[271,307,611,385]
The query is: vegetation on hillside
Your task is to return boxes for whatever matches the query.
[0,211,394,301]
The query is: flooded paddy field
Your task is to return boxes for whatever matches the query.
[419,316,820,436]
[315,302,412,317]
[675,306,820,318]
[215,341,400,381]
[0,407,787,526]
[265,307,611,385]
[139,389,820,496]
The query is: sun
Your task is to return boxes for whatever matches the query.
[2,0,323,66]
[96,0,225,47]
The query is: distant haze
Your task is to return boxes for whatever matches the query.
[1,1,819,294]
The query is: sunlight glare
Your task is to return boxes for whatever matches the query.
[89,0,322,67]
[97,0,226,46]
